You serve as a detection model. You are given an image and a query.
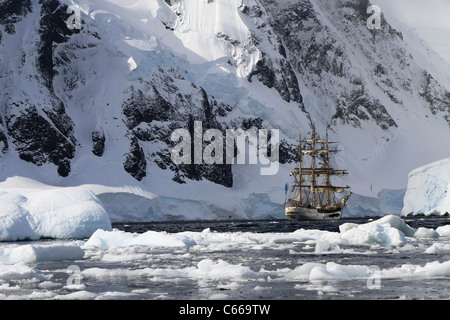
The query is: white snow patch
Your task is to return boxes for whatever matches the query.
[127,56,137,71]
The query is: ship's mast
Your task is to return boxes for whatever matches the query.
[311,124,316,207]
[292,124,350,208]
[325,128,330,205]
[298,131,302,204]
[287,125,352,218]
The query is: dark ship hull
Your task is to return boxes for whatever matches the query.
[285,207,341,221]
[285,193,351,221]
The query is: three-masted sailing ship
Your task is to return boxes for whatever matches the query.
[285,125,351,221]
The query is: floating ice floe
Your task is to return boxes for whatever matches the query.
[0,215,449,300]
[0,262,47,282]
[84,215,446,251]
[81,258,257,281]
[9,244,84,264]
[284,262,374,281]
[281,260,450,281]
[436,225,450,237]
[84,229,188,248]
[425,242,450,254]
[0,243,85,264]
[78,258,450,284]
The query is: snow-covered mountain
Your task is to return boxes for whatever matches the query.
[0,0,449,220]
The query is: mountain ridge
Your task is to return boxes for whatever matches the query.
[0,0,449,219]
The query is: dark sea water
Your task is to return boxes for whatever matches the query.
[110,217,450,300]
[112,216,450,234]
[106,216,449,300]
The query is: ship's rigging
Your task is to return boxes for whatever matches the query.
[285,124,351,220]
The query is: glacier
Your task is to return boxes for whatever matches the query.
[0,0,449,223]
[1,151,447,241]
[0,176,111,241]
[1,0,450,302]
[402,157,450,216]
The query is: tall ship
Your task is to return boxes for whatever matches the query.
[285,125,351,221]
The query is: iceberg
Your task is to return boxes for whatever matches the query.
[81,258,258,282]
[84,229,188,248]
[339,215,441,244]
[343,189,406,217]
[83,215,443,252]
[8,244,85,264]
[0,179,111,241]
[402,158,450,216]
[284,260,450,281]
[339,220,407,246]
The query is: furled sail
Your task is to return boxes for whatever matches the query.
[285,123,351,221]
[289,191,301,202]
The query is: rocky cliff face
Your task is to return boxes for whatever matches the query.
[1,0,77,177]
[0,0,449,218]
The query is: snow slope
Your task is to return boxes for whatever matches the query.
[376,0,450,70]
[0,0,449,221]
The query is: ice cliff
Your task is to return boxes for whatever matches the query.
[402,158,450,216]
